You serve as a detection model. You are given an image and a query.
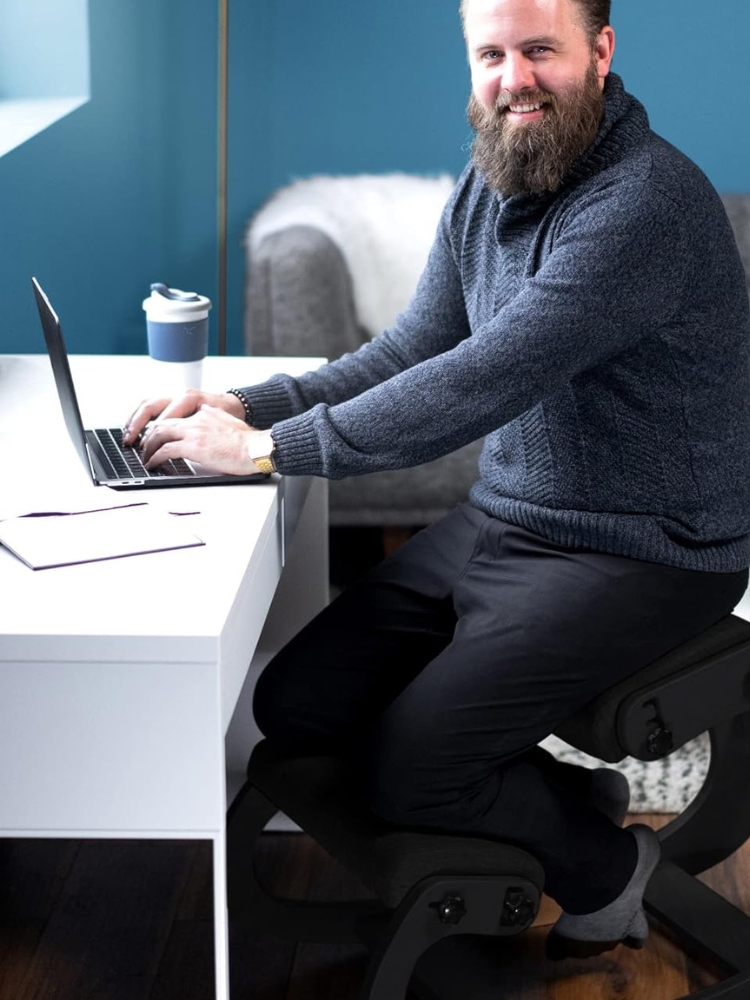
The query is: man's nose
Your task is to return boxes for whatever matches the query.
[501,54,536,95]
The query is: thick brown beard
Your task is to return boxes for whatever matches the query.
[467,60,604,197]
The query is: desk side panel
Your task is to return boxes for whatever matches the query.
[225,477,329,786]
[0,659,224,834]
[218,488,282,731]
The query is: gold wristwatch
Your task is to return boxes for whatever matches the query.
[247,430,276,475]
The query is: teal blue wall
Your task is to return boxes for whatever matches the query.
[612,6,749,189]
[1,1,749,357]
[0,0,219,355]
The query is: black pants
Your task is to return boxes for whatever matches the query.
[254,504,748,910]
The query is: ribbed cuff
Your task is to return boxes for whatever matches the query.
[268,407,327,477]
[237,379,298,429]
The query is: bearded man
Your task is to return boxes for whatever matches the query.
[125,0,750,959]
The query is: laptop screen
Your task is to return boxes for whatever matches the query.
[31,277,92,478]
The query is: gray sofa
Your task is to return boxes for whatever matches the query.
[244,187,750,528]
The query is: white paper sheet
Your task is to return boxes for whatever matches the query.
[0,503,204,570]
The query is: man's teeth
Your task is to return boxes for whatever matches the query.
[508,102,544,113]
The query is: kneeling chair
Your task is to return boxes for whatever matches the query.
[227,613,750,1000]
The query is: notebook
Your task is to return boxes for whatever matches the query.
[0,502,205,570]
[31,277,269,490]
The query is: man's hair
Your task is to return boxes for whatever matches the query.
[459,0,611,45]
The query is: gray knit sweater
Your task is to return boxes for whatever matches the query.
[240,74,750,572]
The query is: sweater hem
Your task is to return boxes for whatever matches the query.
[469,486,750,573]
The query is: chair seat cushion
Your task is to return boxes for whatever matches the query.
[555,614,750,762]
[248,741,545,909]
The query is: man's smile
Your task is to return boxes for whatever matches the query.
[504,99,548,122]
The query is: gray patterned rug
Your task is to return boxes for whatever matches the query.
[540,733,710,814]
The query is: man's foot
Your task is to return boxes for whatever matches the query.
[545,824,660,961]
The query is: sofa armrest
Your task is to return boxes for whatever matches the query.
[244,225,369,358]
[721,195,750,299]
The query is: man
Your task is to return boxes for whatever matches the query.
[124,0,750,958]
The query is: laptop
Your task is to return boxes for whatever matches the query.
[31,277,269,490]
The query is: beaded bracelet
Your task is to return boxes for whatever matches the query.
[226,387,254,425]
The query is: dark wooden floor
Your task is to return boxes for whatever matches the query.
[0,814,744,1000]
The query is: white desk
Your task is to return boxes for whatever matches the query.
[0,353,329,1000]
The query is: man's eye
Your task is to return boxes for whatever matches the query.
[528,46,551,55]
[481,50,502,61]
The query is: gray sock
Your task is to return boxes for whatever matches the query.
[551,824,660,947]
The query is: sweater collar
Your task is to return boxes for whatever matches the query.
[494,73,651,215]
[566,73,651,185]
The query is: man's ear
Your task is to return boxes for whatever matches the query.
[594,26,616,84]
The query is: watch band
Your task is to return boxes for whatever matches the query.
[253,453,276,475]
[247,430,277,475]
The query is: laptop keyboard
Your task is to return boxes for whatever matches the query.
[94,428,195,479]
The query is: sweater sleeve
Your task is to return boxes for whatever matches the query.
[269,180,689,479]
[235,174,472,430]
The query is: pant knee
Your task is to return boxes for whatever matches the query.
[252,651,358,750]
[251,666,283,743]
[252,655,313,747]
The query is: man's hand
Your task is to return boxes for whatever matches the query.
[138,404,264,475]
[122,389,246,447]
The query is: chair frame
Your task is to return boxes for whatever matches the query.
[227,620,750,1000]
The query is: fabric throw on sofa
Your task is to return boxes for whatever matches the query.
[247,173,455,339]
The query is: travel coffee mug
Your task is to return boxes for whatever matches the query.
[143,283,212,394]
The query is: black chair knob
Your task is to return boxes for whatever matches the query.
[501,888,536,927]
[647,725,674,757]
[430,894,467,924]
